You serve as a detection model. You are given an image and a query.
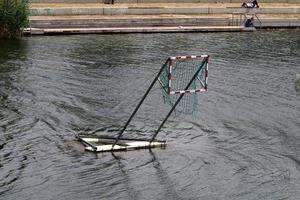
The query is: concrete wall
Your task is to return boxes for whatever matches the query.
[29,17,300,29]
[30,6,300,15]
[29,0,300,3]
[30,18,300,29]
[29,17,230,28]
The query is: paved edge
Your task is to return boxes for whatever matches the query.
[23,26,256,35]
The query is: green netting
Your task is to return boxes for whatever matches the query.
[158,58,207,115]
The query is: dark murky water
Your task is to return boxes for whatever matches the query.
[0,30,299,200]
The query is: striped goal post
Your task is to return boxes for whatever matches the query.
[158,54,209,114]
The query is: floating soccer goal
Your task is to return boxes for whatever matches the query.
[77,54,209,152]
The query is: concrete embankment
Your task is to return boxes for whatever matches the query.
[24,26,255,35]
[26,14,257,35]
[29,4,300,16]
[26,2,300,35]
[29,0,300,3]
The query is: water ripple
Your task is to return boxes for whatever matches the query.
[0,30,300,199]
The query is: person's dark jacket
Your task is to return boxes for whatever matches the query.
[245,18,254,27]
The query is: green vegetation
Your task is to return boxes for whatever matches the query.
[0,0,29,39]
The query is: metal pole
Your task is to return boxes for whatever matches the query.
[112,59,169,148]
[150,57,208,143]
[75,134,97,151]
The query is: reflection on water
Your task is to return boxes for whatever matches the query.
[296,74,300,96]
[0,30,300,200]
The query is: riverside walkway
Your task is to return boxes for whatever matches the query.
[26,2,300,35]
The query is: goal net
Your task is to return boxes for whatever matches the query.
[158,55,209,114]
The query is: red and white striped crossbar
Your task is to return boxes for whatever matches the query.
[169,55,209,60]
[167,55,209,95]
[169,88,206,94]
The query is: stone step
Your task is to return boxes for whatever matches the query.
[30,6,300,16]
[29,17,230,28]
[23,26,256,36]
[29,0,300,3]
[29,15,300,29]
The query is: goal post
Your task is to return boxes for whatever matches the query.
[77,55,209,152]
[159,55,209,115]
[165,55,208,94]
[150,55,209,142]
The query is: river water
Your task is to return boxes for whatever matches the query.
[0,30,299,200]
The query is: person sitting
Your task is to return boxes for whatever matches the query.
[242,0,259,8]
[244,17,254,27]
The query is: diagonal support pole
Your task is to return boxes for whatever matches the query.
[150,57,209,143]
[112,59,169,148]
